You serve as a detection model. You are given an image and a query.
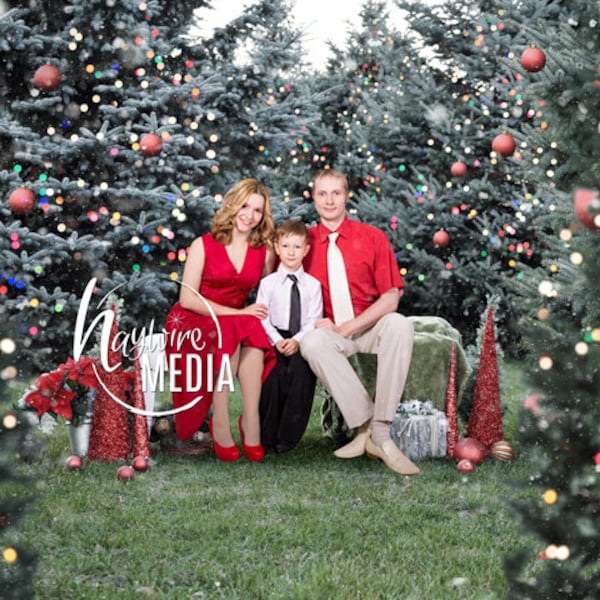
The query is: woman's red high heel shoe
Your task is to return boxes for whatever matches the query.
[238,416,265,462]
[208,418,240,462]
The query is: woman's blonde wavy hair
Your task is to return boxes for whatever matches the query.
[211,179,275,248]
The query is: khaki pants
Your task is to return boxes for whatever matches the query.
[299,313,414,429]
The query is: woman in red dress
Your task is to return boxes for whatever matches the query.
[165,179,276,462]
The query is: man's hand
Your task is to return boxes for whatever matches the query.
[314,318,353,338]
[314,317,336,331]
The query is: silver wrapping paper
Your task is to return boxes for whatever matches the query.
[391,400,448,460]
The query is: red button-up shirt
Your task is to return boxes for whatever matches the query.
[304,217,404,320]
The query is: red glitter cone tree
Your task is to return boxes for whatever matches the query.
[131,349,151,459]
[466,308,504,447]
[87,305,130,461]
[444,343,459,458]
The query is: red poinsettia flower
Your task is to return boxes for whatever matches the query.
[23,355,99,423]
[24,369,77,420]
[60,356,99,388]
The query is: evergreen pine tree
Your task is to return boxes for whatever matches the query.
[0,406,37,597]
[491,0,600,596]
[0,0,321,381]
[196,0,325,222]
[312,0,548,348]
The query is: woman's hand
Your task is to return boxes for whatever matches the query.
[240,303,268,320]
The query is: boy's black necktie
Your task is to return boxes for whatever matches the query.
[287,274,301,336]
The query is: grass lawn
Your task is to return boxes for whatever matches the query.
[3,361,540,599]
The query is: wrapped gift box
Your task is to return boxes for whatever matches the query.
[391,399,448,460]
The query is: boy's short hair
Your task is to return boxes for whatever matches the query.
[275,219,308,241]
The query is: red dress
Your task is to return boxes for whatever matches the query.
[165,233,276,440]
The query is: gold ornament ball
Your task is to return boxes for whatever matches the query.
[490,440,514,462]
[153,417,171,436]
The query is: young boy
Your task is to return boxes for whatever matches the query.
[256,219,323,453]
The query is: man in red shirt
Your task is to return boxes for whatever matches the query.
[301,169,419,476]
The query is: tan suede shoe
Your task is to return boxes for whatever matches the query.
[365,436,420,475]
[333,430,369,459]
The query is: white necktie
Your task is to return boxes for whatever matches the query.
[327,232,355,325]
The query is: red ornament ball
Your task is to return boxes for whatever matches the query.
[8,188,36,214]
[33,64,62,92]
[433,230,450,248]
[457,459,474,473]
[520,47,546,73]
[139,133,162,157]
[117,465,135,481]
[490,440,514,462]
[450,161,468,177]
[65,455,82,471]
[455,437,487,465]
[573,188,600,231]
[492,133,516,157]
[132,455,149,472]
